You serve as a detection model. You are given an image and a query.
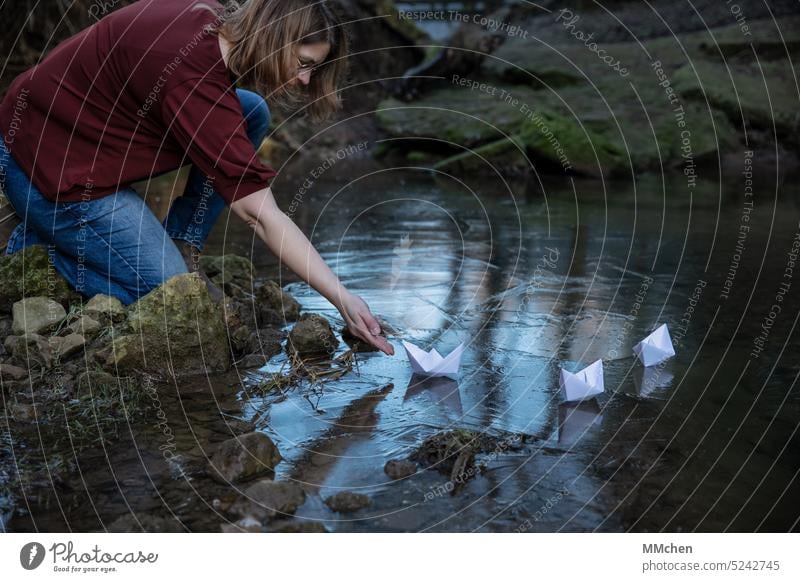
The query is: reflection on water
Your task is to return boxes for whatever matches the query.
[6,163,800,532]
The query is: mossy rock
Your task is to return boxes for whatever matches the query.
[0,246,75,311]
[107,273,230,378]
[200,254,254,289]
[673,60,799,143]
[287,313,337,356]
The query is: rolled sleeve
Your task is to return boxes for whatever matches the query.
[161,76,277,205]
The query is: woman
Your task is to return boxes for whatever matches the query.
[0,0,393,355]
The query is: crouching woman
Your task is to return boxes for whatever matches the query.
[0,0,393,355]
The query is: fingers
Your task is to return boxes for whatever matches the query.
[352,316,394,356]
[360,309,382,336]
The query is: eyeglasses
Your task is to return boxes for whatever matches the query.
[293,50,327,77]
[294,54,318,75]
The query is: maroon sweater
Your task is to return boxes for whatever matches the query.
[0,0,277,205]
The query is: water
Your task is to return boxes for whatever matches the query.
[4,162,800,532]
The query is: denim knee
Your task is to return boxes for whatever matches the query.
[236,89,271,147]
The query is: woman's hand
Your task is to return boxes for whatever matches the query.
[231,187,394,356]
[336,290,395,356]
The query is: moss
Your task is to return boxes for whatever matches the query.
[108,273,230,379]
[673,60,799,142]
[0,245,75,311]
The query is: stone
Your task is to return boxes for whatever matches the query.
[245,329,284,359]
[384,459,417,480]
[208,431,282,483]
[200,255,254,291]
[105,513,185,533]
[287,313,337,356]
[10,402,37,421]
[76,370,124,392]
[237,353,269,369]
[11,297,66,335]
[50,333,86,360]
[255,280,301,324]
[0,245,74,311]
[68,314,102,337]
[269,520,328,533]
[107,273,231,379]
[220,516,263,533]
[0,363,27,380]
[324,491,371,513]
[4,333,53,368]
[229,480,306,522]
[84,294,125,323]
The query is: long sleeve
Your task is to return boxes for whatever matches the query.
[161,76,277,205]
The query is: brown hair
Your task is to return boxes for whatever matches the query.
[197,0,349,123]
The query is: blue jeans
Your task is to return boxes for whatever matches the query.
[0,89,270,305]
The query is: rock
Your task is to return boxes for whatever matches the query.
[229,480,306,522]
[11,297,66,335]
[68,314,102,337]
[200,254,254,292]
[105,513,185,533]
[209,431,282,483]
[229,325,253,356]
[255,280,301,325]
[9,402,37,421]
[0,245,74,311]
[269,520,328,533]
[287,313,337,356]
[50,333,86,360]
[76,370,123,393]
[384,459,417,480]
[4,333,53,368]
[107,273,231,379]
[84,294,125,323]
[245,329,284,358]
[237,354,269,369]
[324,491,371,513]
[411,429,495,474]
[220,516,263,533]
[0,317,12,338]
[0,363,28,380]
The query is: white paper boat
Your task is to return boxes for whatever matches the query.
[401,340,464,377]
[633,323,675,367]
[559,359,604,402]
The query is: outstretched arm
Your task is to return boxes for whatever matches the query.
[230,186,394,355]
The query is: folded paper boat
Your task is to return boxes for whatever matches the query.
[633,323,675,367]
[559,359,604,402]
[402,340,464,377]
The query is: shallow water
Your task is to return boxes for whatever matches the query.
[4,162,800,532]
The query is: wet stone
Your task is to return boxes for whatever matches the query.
[237,354,269,369]
[255,280,301,324]
[268,519,328,533]
[384,459,417,480]
[208,431,282,483]
[229,480,306,522]
[324,491,371,513]
[220,516,263,533]
[105,513,185,533]
[287,313,338,356]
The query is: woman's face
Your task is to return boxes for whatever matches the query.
[291,41,331,87]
